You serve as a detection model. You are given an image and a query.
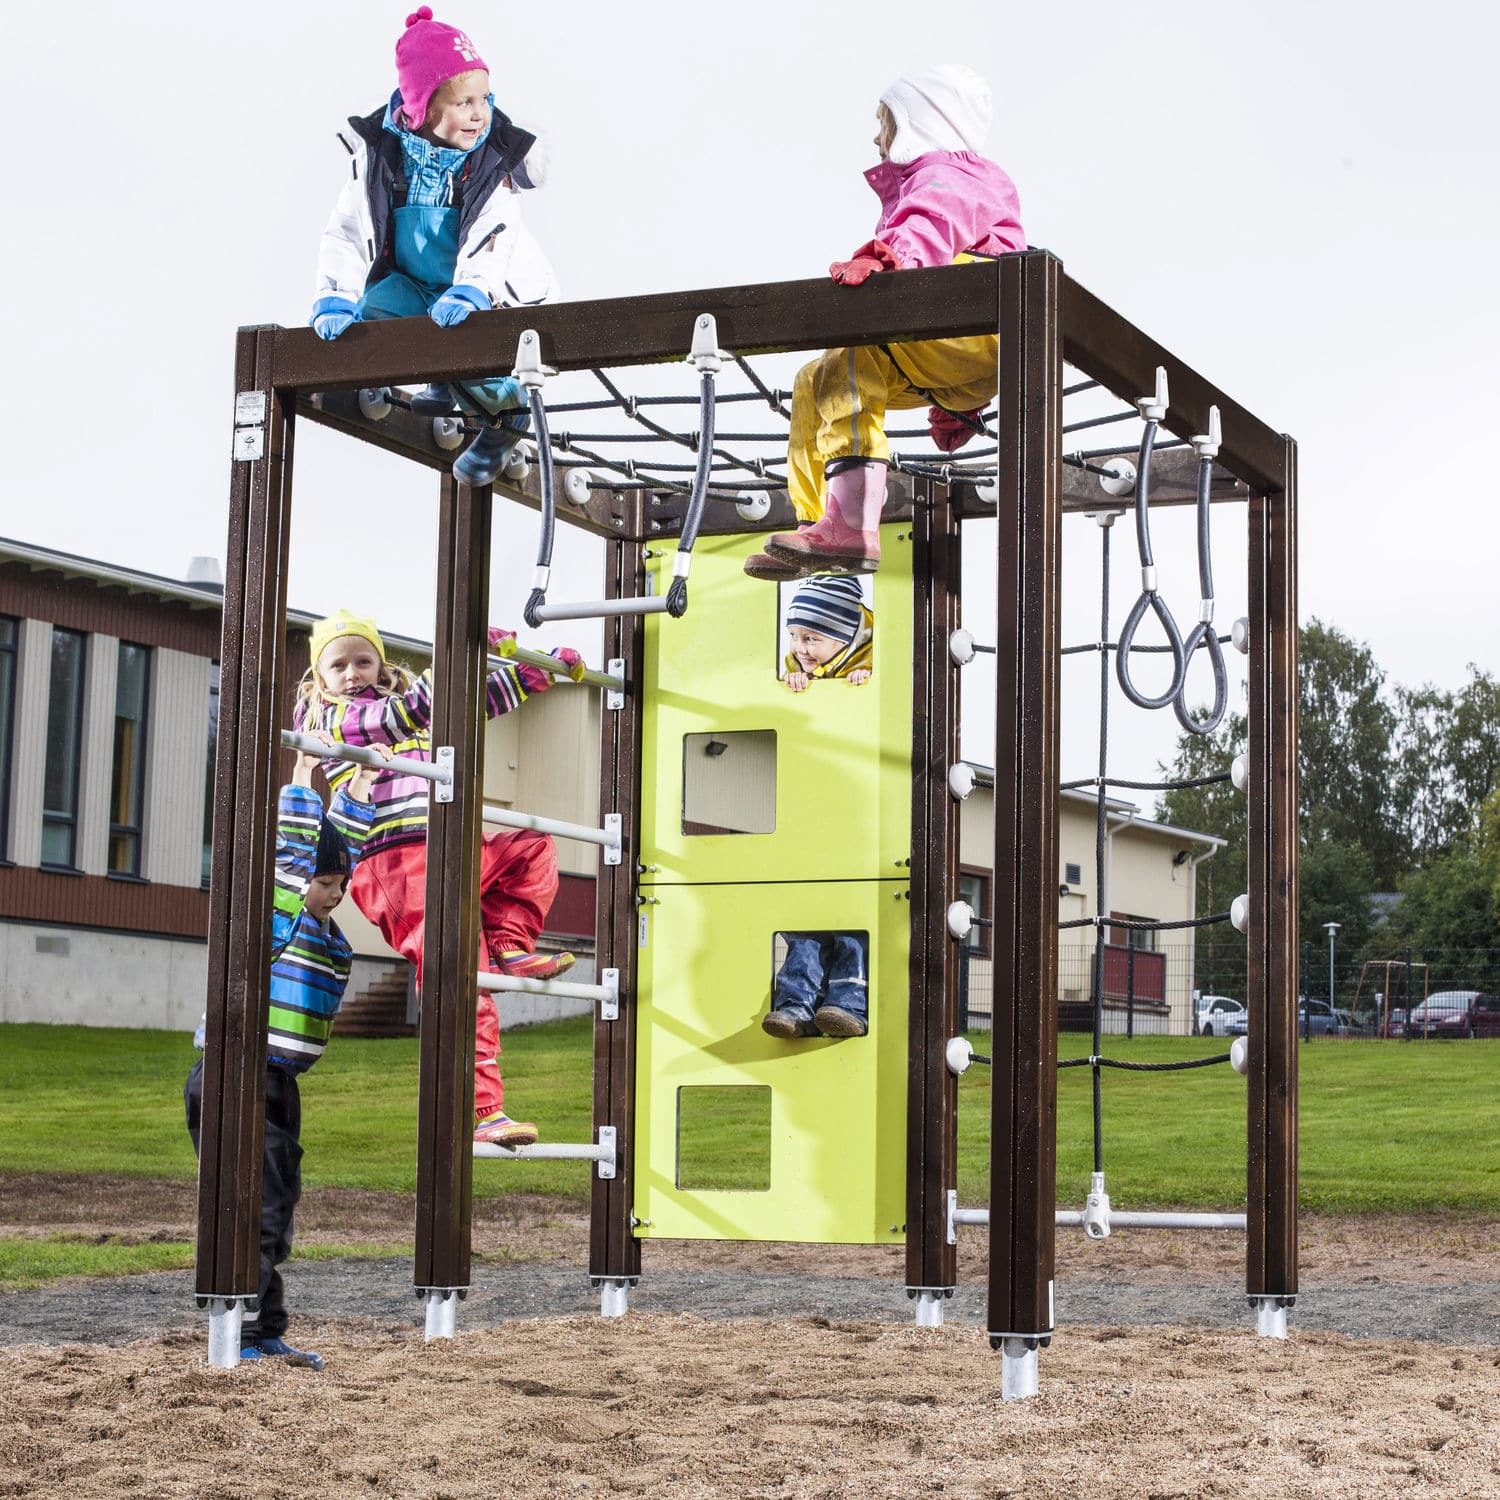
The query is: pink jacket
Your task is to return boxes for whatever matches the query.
[862,151,1025,270]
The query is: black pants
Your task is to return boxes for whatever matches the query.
[184,1057,303,1342]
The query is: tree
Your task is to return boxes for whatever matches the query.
[1391,666,1500,864]
[1297,620,1400,883]
[1384,845,1500,955]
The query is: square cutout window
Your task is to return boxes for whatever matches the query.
[769,930,871,1035]
[775,574,875,689]
[676,1085,771,1191]
[682,730,776,835]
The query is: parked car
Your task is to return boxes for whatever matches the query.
[1195,994,1247,1037]
[1299,998,1355,1036]
[1402,991,1500,1039]
[1225,999,1351,1038]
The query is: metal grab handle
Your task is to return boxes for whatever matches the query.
[522,380,557,630]
[664,361,719,618]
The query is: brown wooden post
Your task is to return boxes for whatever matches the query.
[590,518,646,1291]
[413,474,492,1299]
[1246,439,1299,1312]
[906,476,962,1304]
[196,328,296,1304]
[987,250,1063,1353]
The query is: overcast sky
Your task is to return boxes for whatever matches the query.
[3,1,1496,788]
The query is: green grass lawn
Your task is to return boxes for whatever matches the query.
[1,1020,1496,1287]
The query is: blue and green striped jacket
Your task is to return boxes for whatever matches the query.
[194,785,375,1074]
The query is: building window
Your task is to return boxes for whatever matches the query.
[957,867,991,956]
[1109,912,1158,953]
[109,642,152,876]
[202,661,220,888]
[42,628,87,869]
[0,617,16,859]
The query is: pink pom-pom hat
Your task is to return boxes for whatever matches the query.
[395,7,489,130]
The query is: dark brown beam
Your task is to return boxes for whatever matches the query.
[413,474,491,1294]
[1245,440,1299,1302]
[590,521,645,1287]
[1061,275,1287,495]
[987,251,1062,1346]
[906,477,962,1298]
[268,262,1016,393]
[1059,449,1249,514]
[296,393,637,543]
[196,328,294,1299]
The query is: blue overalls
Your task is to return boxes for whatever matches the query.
[356,103,527,421]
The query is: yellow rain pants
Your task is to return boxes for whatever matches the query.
[785,332,998,521]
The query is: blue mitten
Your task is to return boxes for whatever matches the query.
[430,284,490,327]
[310,296,359,341]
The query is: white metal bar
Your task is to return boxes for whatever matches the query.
[473,1141,610,1161]
[280,729,449,785]
[914,1292,945,1328]
[1253,1298,1289,1340]
[531,596,671,623]
[422,1289,459,1340]
[489,644,626,693]
[205,1298,243,1368]
[1000,1340,1038,1401]
[482,802,620,851]
[953,1206,1245,1231]
[477,971,618,1004]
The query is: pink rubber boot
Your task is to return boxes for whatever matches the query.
[762,461,886,574]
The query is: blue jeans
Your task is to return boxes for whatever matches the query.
[772,933,868,1021]
[357,272,527,419]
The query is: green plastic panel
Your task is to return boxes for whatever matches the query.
[633,878,908,1242]
[639,527,914,886]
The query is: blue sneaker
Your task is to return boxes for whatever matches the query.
[409,383,455,415]
[453,413,529,487]
[241,1336,324,1371]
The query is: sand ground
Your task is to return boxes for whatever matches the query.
[3,1178,1499,1498]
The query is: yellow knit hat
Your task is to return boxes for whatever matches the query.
[308,609,386,672]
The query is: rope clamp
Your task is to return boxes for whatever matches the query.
[1137,365,1169,423]
[512,329,555,392]
[687,313,729,374]
[1190,404,1222,460]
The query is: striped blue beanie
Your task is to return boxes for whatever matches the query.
[786,573,866,644]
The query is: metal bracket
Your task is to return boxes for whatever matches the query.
[596,1124,617,1179]
[606,658,626,712]
[600,967,620,1022]
[232,390,267,462]
[946,1188,958,1246]
[603,813,623,866]
[432,745,455,804]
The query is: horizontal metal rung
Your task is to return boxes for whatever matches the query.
[279,730,449,785]
[483,803,620,851]
[473,1142,610,1161]
[953,1206,1245,1231]
[489,642,627,693]
[477,972,618,1004]
[531,596,671,623]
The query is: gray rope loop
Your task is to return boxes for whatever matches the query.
[1172,448,1229,734]
[1116,588,1186,709]
[1115,420,1187,710]
[1174,624,1229,733]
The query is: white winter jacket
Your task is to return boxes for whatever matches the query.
[314,99,558,310]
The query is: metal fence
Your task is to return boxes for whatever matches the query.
[958,942,1500,1041]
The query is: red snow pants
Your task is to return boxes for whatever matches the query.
[348,829,559,1121]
